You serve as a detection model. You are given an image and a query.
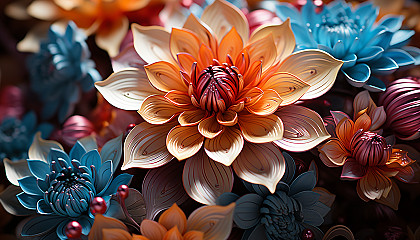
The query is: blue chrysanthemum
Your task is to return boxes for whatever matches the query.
[217,153,331,240]
[28,21,101,123]
[6,134,131,239]
[274,0,420,91]
[0,112,52,161]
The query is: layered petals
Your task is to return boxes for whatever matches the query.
[238,113,284,143]
[166,126,204,160]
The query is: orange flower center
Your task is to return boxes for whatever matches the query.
[191,60,241,113]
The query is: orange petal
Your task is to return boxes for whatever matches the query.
[117,0,151,11]
[139,95,191,124]
[201,0,249,43]
[232,142,285,193]
[242,63,262,90]
[145,61,187,92]
[133,235,150,240]
[186,203,235,240]
[240,87,263,106]
[183,231,204,240]
[170,28,201,60]
[95,17,129,57]
[198,44,214,70]
[183,150,234,205]
[335,118,355,149]
[250,19,295,63]
[165,91,192,106]
[261,72,310,106]
[88,214,128,240]
[159,204,187,235]
[132,24,176,64]
[102,229,133,240]
[198,114,224,138]
[375,180,401,210]
[218,27,243,62]
[178,109,207,126]
[238,113,284,143]
[122,122,177,170]
[387,148,413,167]
[354,113,372,132]
[216,110,238,126]
[245,33,277,72]
[166,125,204,160]
[163,226,183,240]
[318,139,349,167]
[183,14,217,55]
[246,89,282,116]
[177,53,197,75]
[228,102,244,112]
[358,168,392,200]
[204,127,244,166]
[141,220,167,240]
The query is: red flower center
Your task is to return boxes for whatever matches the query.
[350,130,391,166]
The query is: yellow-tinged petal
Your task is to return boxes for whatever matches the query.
[178,109,207,126]
[17,22,51,53]
[218,27,243,62]
[375,180,401,210]
[122,122,176,170]
[216,110,238,126]
[358,168,392,200]
[27,0,59,20]
[141,220,167,240]
[246,89,282,116]
[29,132,63,162]
[278,49,343,99]
[95,17,129,57]
[201,0,249,43]
[170,28,201,59]
[4,159,31,186]
[198,115,224,139]
[166,125,204,160]
[274,105,331,152]
[117,0,151,11]
[132,24,176,65]
[159,204,187,235]
[145,61,187,92]
[165,91,192,106]
[102,229,133,240]
[133,235,150,240]
[163,226,183,240]
[245,34,277,72]
[183,231,204,240]
[335,118,355,150]
[139,95,191,125]
[204,127,244,166]
[354,113,372,132]
[241,87,263,106]
[177,53,197,75]
[183,14,217,55]
[250,19,295,63]
[262,72,310,106]
[232,142,285,193]
[186,203,235,240]
[318,139,349,167]
[95,68,164,111]
[238,113,284,143]
[88,214,128,240]
[183,150,234,205]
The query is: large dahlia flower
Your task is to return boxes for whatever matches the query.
[275,0,420,91]
[318,91,415,209]
[96,0,342,205]
[2,134,132,239]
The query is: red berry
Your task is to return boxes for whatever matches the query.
[301,228,314,240]
[65,221,82,239]
[126,123,136,134]
[117,185,129,200]
[90,197,107,215]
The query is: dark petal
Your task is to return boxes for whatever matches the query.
[289,171,317,196]
[341,159,367,180]
[0,185,35,216]
[100,173,133,197]
[234,194,264,229]
[20,215,65,237]
[216,192,240,206]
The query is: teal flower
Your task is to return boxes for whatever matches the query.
[3,134,131,239]
[274,0,420,91]
[217,153,332,240]
[28,21,101,123]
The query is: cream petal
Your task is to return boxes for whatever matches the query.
[140,220,167,240]
[95,17,129,57]
[278,49,343,99]
[17,22,51,53]
[218,27,243,62]
[183,150,234,205]
[246,89,282,116]
[139,95,191,124]
[186,203,235,240]
[4,159,31,186]
[158,204,187,234]
[122,122,176,170]
[375,180,401,210]
[238,113,284,143]
[250,19,295,63]
[95,68,164,111]
[166,126,204,160]
[183,14,217,55]
[145,61,187,92]
[178,109,206,126]
[245,34,277,72]
[262,72,310,106]
[111,43,147,72]
[132,24,176,65]
[204,127,244,166]
[318,139,349,167]
[27,0,59,20]
[358,169,392,200]
[170,28,201,59]
[29,132,63,162]
[274,105,331,152]
[165,91,192,106]
[216,110,238,126]
[232,142,286,193]
[201,0,249,43]
[198,115,224,139]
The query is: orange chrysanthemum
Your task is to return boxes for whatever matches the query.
[96,0,342,204]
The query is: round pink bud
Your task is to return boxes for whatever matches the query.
[90,197,107,215]
[65,221,82,239]
[117,185,129,200]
